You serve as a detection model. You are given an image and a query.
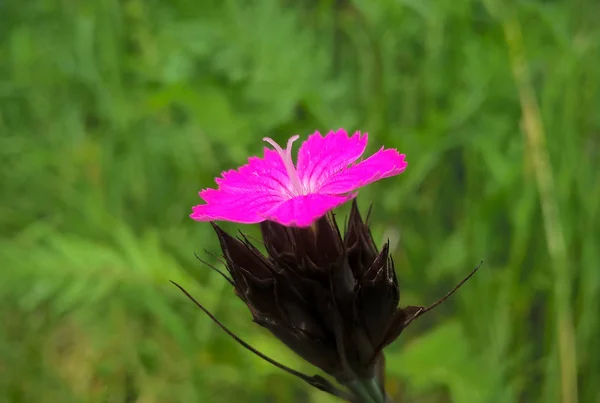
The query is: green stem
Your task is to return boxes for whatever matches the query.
[366,377,385,402]
[345,378,386,403]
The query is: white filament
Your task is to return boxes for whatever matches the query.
[263,135,305,196]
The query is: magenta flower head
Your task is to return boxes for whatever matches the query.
[176,129,481,402]
[190,129,407,227]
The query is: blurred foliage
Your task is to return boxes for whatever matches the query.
[1,0,599,402]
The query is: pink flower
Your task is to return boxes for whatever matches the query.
[190,129,407,227]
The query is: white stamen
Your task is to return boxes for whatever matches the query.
[263,135,305,195]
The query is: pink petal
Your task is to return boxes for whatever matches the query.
[263,193,354,227]
[190,147,294,223]
[296,129,368,192]
[216,148,292,195]
[191,188,285,223]
[316,148,407,194]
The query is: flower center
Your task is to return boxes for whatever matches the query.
[263,135,306,196]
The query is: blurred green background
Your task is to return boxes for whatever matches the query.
[1,0,599,402]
